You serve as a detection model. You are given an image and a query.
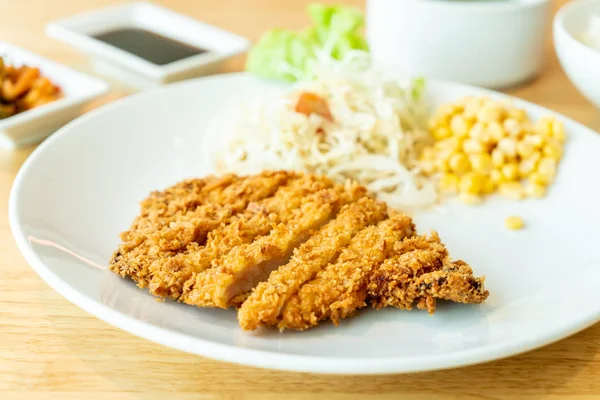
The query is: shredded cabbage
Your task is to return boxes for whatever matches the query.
[205,51,437,210]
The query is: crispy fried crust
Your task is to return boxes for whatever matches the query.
[147,174,335,300]
[182,184,365,309]
[277,214,416,331]
[367,233,489,313]
[109,171,490,331]
[238,196,388,330]
[109,171,293,287]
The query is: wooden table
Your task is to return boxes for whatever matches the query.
[1,1,599,399]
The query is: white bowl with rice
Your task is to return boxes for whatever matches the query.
[554,0,600,109]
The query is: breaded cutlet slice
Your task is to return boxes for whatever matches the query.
[238,196,388,331]
[182,184,366,309]
[147,174,336,300]
[115,175,240,262]
[109,171,294,288]
[277,213,416,331]
[135,174,240,228]
[368,233,488,313]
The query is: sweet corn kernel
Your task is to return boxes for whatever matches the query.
[524,134,544,148]
[516,140,535,158]
[497,138,518,158]
[552,120,566,143]
[433,126,452,141]
[490,169,504,184]
[536,170,555,186]
[505,216,525,230]
[459,193,483,205]
[528,172,550,186]
[501,163,519,181]
[486,121,504,143]
[434,157,450,173]
[463,139,484,154]
[526,182,547,198]
[531,151,542,164]
[543,139,563,160]
[518,158,538,177]
[477,104,501,123]
[470,153,493,174]
[537,157,557,176]
[482,179,496,194]
[508,108,527,122]
[444,137,463,152]
[439,173,460,193]
[450,115,469,137]
[468,122,485,140]
[491,148,505,167]
[521,121,536,135]
[459,173,484,195]
[435,104,456,119]
[536,117,554,139]
[462,103,479,121]
[503,118,521,137]
[448,153,470,174]
[499,182,525,200]
[435,138,459,153]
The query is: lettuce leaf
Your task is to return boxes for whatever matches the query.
[246,3,368,82]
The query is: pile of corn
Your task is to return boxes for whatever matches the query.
[421,96,566,205]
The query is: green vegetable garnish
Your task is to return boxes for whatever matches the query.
[411,77,426,101]
[246,3,368,82]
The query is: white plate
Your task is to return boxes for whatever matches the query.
[9,73,600,374]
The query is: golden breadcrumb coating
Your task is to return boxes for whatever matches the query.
[182,184,365,308]
[147,174,334,300]
[367,233,489,313]
[109,171,293,287]
[277,214,415,331]
[238,196,388,330]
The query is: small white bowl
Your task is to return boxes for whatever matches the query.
[0,41,109,149]
[366,0,551,89]
[554,0,600,109]
[45,2,251,88]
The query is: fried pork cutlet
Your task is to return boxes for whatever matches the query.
[109,171,489,331]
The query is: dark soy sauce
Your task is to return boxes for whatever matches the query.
[93,27,207,65]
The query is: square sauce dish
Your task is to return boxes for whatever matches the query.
[45,2,251,88]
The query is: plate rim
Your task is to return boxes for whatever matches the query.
[9,72,600,374]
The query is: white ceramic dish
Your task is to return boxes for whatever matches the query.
[366,0,551,89]
[9,73,600,374]
[0,41,109,149]
[554,0,600,109]
[46,2,251,88]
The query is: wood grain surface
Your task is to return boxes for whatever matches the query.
[1,1,599,399]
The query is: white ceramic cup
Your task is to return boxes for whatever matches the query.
[366,0,551,89]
